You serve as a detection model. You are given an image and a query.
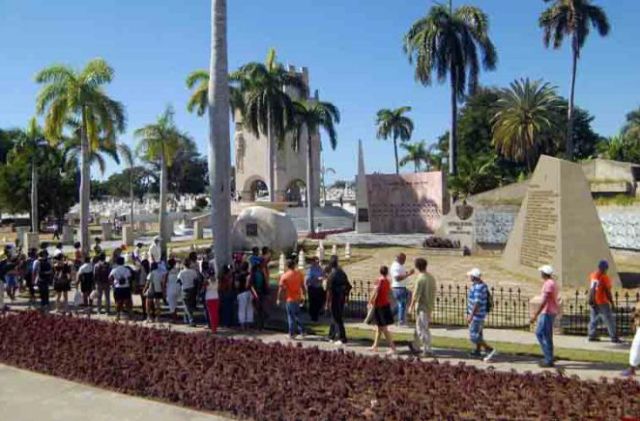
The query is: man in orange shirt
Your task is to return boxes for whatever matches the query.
[588,260,621,343]
[277,259,306,339]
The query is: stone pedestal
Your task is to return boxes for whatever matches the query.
[23,232,39,251]
[122,225,134,246]
[101,222,113,241]
[62,226,74,245]
[529,295,563,333]
[193,220,204,240]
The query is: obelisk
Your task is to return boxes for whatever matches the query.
[355,139,371,233]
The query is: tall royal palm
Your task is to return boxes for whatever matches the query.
[135,107,188,258]
[12,118,49,233]
[291,100,340,234]
[404,3,497,176]
[376,107,414,174]
[492,78,562,170]
[35,59,126,254]
[208,0,232,269]
[233,48,308,201]
[186,70,243,117]
[539,0,610,160]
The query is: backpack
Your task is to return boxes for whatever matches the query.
[485,284,493,314]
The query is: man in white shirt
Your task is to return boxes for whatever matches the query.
[178,261,199,327]
[390,253,415,326]
[149,236,162,266]
[109,256,133,321]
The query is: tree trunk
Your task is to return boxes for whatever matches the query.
[31,160,38,233]
[80,114,91,255]
[393,138,399,174]
[129,171,135,241]
[267,110,275,201]
[306,131,315,235]
[567,39,578,160]
[159,153,168,259]
[208,0,232,272]
[449,75,458,176]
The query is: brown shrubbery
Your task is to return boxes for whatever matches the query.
[1,311,639,420]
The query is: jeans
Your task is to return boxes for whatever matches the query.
[329,297,347,342]
[96,283,111,313]
[285,301,304,336]
[37,281,50,309]
[536,313,555,365]
[220,291,236,327]
[182,287,197,325]
[588,303,617,339]
[393,287,408,324]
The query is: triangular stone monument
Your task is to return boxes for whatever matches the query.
[502,155,619,288]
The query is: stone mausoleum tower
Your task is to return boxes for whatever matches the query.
[234,65,321,206]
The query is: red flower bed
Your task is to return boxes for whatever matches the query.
[1,311,639,420]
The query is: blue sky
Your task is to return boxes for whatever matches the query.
[1,0,639,184]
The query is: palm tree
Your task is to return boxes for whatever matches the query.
[376,107,414,174]
[290,100,340,234]
[539,0,610,160]
[116,144,136,242]
[186,70,243,117]
[448,154,499,198]
[208,0,232,269]
[11,118,50,232]
[35,59,126,254]
[320,163,336,204]
[134,107,189,258]
[399,141,434,172]
[492,78,562,170]
[404,3,497,176]
[232,48,308,201]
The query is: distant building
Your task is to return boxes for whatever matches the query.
[234,66,321,206]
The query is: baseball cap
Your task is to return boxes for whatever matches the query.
[538,265,554,276]
[467,268,482,278]
[598,260,609,270]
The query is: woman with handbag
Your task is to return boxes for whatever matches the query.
[368,266,396,354]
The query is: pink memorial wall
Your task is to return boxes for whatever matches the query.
[365,172,447,233]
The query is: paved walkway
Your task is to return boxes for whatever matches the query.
[0,364,230,421]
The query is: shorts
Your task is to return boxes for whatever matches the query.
[374,305,394,327]
[114,287,132,303]
[54,281,71,293]
[5,275,17,288]
[80,279,95,294]
[469,319,485,344]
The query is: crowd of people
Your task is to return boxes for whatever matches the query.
[1,240,639,377]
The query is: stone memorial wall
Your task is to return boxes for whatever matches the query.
[365,172,446,234]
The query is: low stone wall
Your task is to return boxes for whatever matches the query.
[474,206,640,251]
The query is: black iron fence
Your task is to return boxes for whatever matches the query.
[561,289,639,337]
[344,281,640,336]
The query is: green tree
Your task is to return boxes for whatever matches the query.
[186,69,243,117]
[404,3,497,176]
[375,106,414,174]
[492,78,562,170]
[399,141,435,172]
[448,154,500,199]
[135,107,190,257]
[622,107,640,141]
[232,48,308,201]
[290,100,340,234]
[11,119,51,232]
[539,0,610,160]
[35,59,126,254]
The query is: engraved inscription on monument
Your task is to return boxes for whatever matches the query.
[519,185,558,269]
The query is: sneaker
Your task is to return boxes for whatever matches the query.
[334,340,345,347]
[407,342,419,355]
[538,361,555,368]
[289,335,297,340]
[483,348,497,362]
[386,349,397,355]
[611,337,623,344]
[469,350,482,358]
[299,333,307,339]
[621,368,636,377]
[588,337,600,342]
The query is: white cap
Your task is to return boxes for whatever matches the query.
[467,268,482,278]
[538,265,554,276]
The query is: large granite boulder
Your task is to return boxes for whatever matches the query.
[231,206,298,253]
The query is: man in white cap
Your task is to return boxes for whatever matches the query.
[530,265,559,368]
[466,268,496,362]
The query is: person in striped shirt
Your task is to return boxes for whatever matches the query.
[466,268,496,362]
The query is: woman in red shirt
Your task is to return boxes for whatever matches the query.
[368,266,396,354]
